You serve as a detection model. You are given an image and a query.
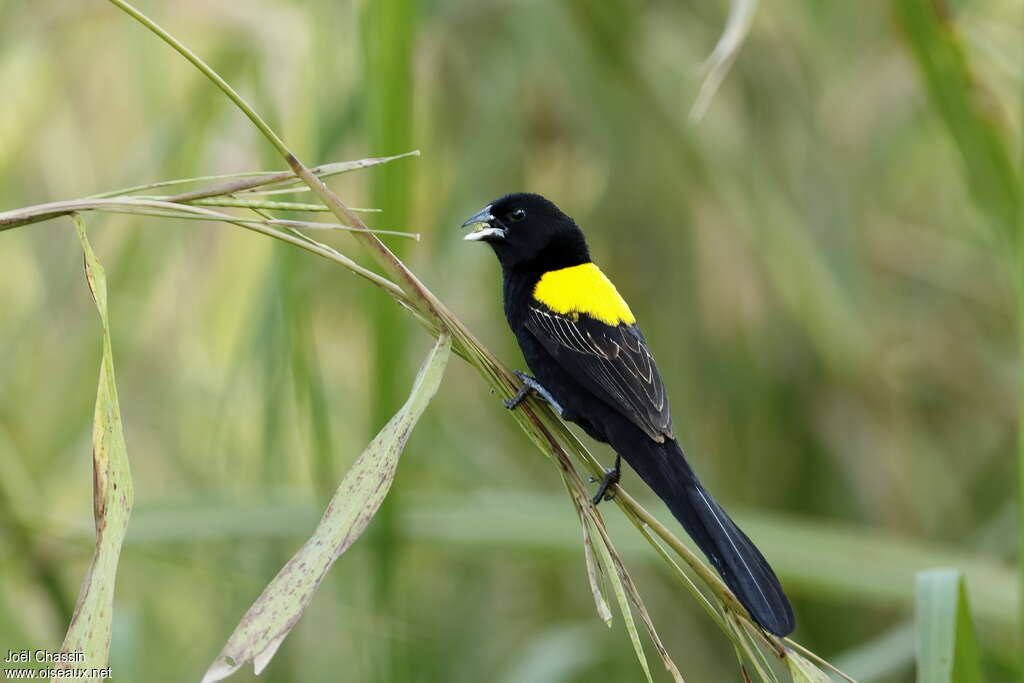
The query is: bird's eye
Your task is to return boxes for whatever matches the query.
[510,208,526,222]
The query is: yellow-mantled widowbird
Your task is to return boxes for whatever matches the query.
[462,193,795,636]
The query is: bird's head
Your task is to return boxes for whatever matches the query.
[461,193,590,271]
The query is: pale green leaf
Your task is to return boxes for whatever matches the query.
[202,333,451,683]
[55,214,135,682]
[584,504,684,683]
[589,513,653,683]
[785,648,832,683]
[574,502,613,626]
[90,150,419,199]
[915,569,984,683]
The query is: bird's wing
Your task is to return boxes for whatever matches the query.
[526,305,674,441]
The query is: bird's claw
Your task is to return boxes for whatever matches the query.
[504,371,565,416]
[590,466,621,505]
[504,376,533,410]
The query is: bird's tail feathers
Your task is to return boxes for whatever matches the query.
[614,435,795,636]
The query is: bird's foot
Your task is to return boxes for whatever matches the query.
[504,370,564,417]
[503,371,533,410]
[590,456,621,505]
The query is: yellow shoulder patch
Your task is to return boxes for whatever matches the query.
[532,263,636,326]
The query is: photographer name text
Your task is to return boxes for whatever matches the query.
[5,650,84,664]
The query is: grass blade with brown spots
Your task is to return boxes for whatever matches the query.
[55,214,135,682]
[202,333,451,683]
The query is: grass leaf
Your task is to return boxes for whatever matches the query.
[202,334,451,682]
[56,214,135,679]
[784,648,832,683]
[588,510,654,683]
[893,0,1019,238]
[87,151,418,201]
[573,499,613,626]
[730,616,779,683]
[915,569,984,683]
[585,503,684,682]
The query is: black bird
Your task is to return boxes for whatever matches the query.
[461,193,795,636]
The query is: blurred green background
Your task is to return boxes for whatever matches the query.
[0,0,1021,681]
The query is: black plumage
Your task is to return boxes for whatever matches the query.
[462,192,795,637]
[526,307,673,442]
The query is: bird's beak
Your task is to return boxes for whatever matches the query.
[461,205,506,242]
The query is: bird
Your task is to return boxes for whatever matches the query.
[461,192,795,636]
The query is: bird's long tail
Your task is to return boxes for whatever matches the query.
[611,434,795,636]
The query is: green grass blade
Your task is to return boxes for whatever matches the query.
[784,648,832,683]
[572,497,613,626]
[893,0,1019,239]
[360,3,418,665]
[915,569,984,683]
[89,154,416,200]
[1017,18,1024,671]
[729,615,778,683]
[149,198,375,213]
[202,334,451,682]
[1019,50,1024,683]
[589,514,654,683]
[585,505,684,682]
[57,214,135,680]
